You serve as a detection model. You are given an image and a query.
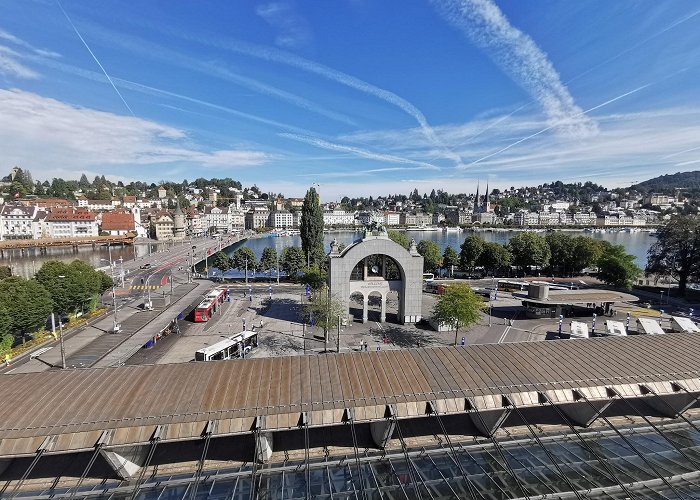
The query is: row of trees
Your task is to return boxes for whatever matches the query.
[404,231,642,289]
[211,246,308,280]
[0,261,113,355]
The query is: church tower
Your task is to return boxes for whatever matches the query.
[473,181,480,214]
[483,182,490,213]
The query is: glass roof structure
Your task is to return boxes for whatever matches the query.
[10,414,700,499]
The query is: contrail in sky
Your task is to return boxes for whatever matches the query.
[55,0,135,116]
[462,84,650,168]
[432,0,598,139]
[280,133,440,170]
[154,30,464,166]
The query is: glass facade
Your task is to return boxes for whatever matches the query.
[13,416,700,499]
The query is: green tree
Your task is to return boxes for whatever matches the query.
[388,230,409,249]
[432,283,485,345]
[459,235,484,271]
[570,236,601,275]
[35,261,82,314]
[300,265,326,290]
[259,247,278,274]
[646,215,700,295]
[303,283,344,349]
[10,180,26,197]
[545,232,572,276]
[598,244,642,289]
[477,242,511,276]
[280,246,306,281]
[300,187,324,266]
[34,180,45,196]
[417,240,442,272]
[78,173,90,191]
[0,277,53,336]
[211,251,231,272]
[507,232,551,274]
[0,266,11,280]
[442,246,459,277]
[231,247,257,272]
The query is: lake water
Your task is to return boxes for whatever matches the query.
[2,229,656,278]
[0,242,166,277]
[242,229,656,268]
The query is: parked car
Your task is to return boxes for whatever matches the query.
[140,263,152,270]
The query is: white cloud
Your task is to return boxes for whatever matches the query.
[0,89,269,177]
[432,0,598,138]
[256,2,312,49]
[328,105,700,188]
[0,45,39,79]
[0,29,60,58]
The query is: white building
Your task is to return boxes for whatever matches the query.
[229,208,245,231]
[271,211,294,229]
[323,210,355,226]
[0,204,43,240]
[383,212,400,226]
[45,209,98,238]
[204,206,231,233]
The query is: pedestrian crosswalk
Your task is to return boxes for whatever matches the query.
[130,285,162,290]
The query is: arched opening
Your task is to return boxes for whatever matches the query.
[349,255,403,282]
[367,291,383,323]
[385,290,400,323]
[349,292,364,323]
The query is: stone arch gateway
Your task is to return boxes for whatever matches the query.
[328,232,424,324]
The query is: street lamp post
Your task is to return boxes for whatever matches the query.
[51,312,66,369]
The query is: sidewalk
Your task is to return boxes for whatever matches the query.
[93,281,212,367]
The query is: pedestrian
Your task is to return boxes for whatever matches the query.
[260,319,264,329]
[359,340,364,351]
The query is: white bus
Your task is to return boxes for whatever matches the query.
[195,331,258,361]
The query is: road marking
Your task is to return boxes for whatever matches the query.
[498,325,511,344]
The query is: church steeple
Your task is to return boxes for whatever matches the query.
[483,182,490,213]
[473,180,480,214]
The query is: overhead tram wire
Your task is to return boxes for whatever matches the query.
[541,396,636,498]
[577,393,689,500]
[468,405,531,499]
[508,402,585,500]
[426,402,482,499]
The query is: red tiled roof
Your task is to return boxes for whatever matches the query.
[101,211,135,231]
[46,208,96,222]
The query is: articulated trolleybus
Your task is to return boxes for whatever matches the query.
[193,288,228,322]
[195,331,258,361]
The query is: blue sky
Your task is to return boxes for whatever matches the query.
[1,0,700,199]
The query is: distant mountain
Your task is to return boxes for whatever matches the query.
[632,171,700,194]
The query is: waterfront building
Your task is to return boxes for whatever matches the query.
[151,210,174,240]
[322,209,355,226]
[45,208,98,238]
[245,207,270,230]
[383,211,400,226]
[100,210,135,236]
[445,207,471,226]
[270,210,293,229]
[204,206,231,233]
[0,204,42,240]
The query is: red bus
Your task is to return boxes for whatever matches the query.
[193,288,227,322]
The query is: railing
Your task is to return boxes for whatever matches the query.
[0,234,135,249]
